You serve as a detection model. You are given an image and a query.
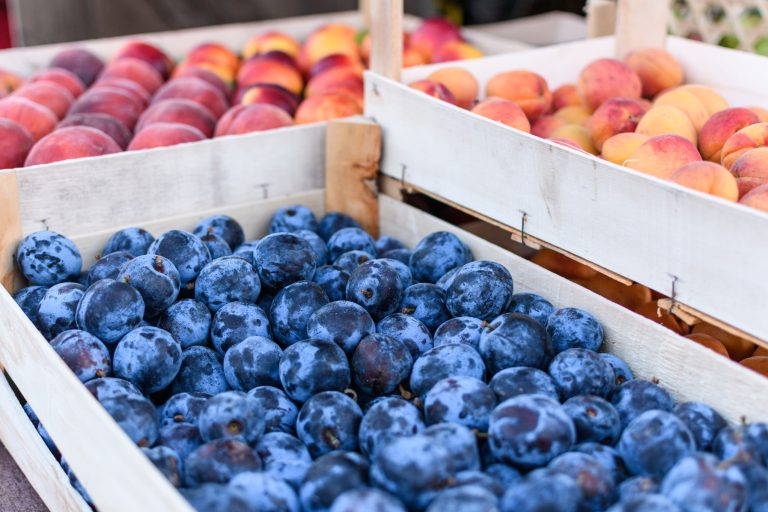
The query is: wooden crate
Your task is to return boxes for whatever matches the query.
[1,116,768,511]
[365,0,768,348]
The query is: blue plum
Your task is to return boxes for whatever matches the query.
[376,236,406,255]
[445,261,514,321]
[37,282,85,339]
[12,285,49,328]
[548,452,617,511]
[327,227,377,262]
[484,464,523,489]
[75,279,144,343]
[334,250,372,274]
[193,214,245,249]
[223,336,282,390]
[198,391,264,445]
[661,453,747,512]
[100,393,159,447]
[50,329,110,382]
[296,391,363,457]
[618,410,695,477]
[433,316,485,350]
[87,251,133,283]
[180,484,231,511]
[184,438,262,486]
[255,432,311,466]
[399,283,450,331]
[351,333,412,395]
[299,451,368,512]
[253,233,316,289]
[381,248,411,265]
[199,233,232,260]
[607,494,681,512]
[232,240,259,266]
[600,353,634,387]
[171,346,228,395]
[113,326,182,393]
[424,376,496,431]
[103,227,154,257]
[674,401,727,451]
[611,380,675,429]
[157,299,211,349]
[376,258,412,289]
[195,256,260,312]
[117,255,180,317]
[270,281,329,346]
[317,212,361,242]
[307,300,375,355]
[409,231,472,284]
[278,338,350,402]
[574,442,628,484]
[147,230,211,286]
[479,313,553,373]
[547,308,605,353]
[500,471,581,512]
[331,488,406,512]
[247,386,298,434]
[548,348,615,400]
[507,292,555,326]
[228,471,300,512]
[409,343,485,397]
[16,231,82,286]
[85,376,143,401]
[295,229,328,266]
[358,397,424,458]
[269,205,318,234]
[713,424,765,465]
[423,422,480,472]
[160,392,211,427]
[377,313,432,357]
[312,265,349,302]
[426,486,499,512]
[489,366,559,402]
[142,446,183,487]
[563,395,622,445]
[346,260,403,321]
[210,302,270,354]
[619,476,659,502]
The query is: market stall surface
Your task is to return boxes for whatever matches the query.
[0,443,46,511]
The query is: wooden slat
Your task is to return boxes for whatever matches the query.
[585,0,617,38]
[370,0,404,81]
[366,36,768,343]
[325,118,382,238]
[380,195,768,424]
[0,171,23,292]
[0,373,90,512]
[614,0,669,57]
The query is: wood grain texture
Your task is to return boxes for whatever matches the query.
[367,37,768,342]
[0,373,89,512]
[370,0,404,81]
[0,172,23,292]
[325,118,382,238]
[615,0,669,57]
[379,195,768,424]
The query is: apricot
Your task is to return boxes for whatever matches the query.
[427,67,478,110]
[684,333,730,357]
[553,106,591,125]
[550,138,591,154]
[573,273,652,311]
[69,87,144,131]
[739,183,768,211]
[552,83,582,110]
[91,77,151,107]
[215,104,294,136]
[58,113,132,149]
[409,17,462,61]
[409,80,457,105]
[240,84,300,116]
[471,97,530,133]
[13,82,74,119]
[633,301,688,335]
[100,58,164,95]
[136,99,216,138]
[403,47,429,68]
[305,67,363,101]
[729,148,768,196]
[294,93,362,125]
[654,89,709,132]
[237,54,303,96]
[486,70,552,122]
[152,77,229,119]
[309,54,364,79]
[299,24,360,72]
[0,118,33,169]
[578,58,642,111]
[624,134,702,179]
[187,43,239,74]
[549,124,598,154]
[676,84,729,116]
[0,69,22,94]
[171,66,230,97]
[740,356,768,377]
[749,106,768,122]
[531,116,567,138]
[243,31,301,60]
[49,47,104,86]
[754,345,768,357]
[27,69,85,98]
[127,123,206,151]
[691,322,755,361]
[431,41,483,63]
[624,47,684,98]
[698,107,759,162]
[601,132,649,165]
[172,59,235,89]
[0,97,57,141]
[530,248,598,280]
[24,126,121,166]
[721,122,768,169]
[587,98,647,151]
[669,161,739,201]
[113,40,173,79]
[635,105,697,145]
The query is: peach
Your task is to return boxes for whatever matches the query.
[471,97,530,133]
[685,333,730,357]
[549,124,598,154]
[624,47,684,98]
[100,58,164,95]
[294,93,363,125]
[24,126,121,166]
[698,107,759,162]
[669,161,739,200]
[531,116,567,138]
[0,119,34,169]
[578,58,642,111]
[187,43,239,73]
[13,82,74,119]
[0,69,22,94]
[552,83,582,110]
[113,40,173,79]
[676,84,728,116]
[152,77,229,119]
[409,80,457,105]
[601,133,649,165]
[243,31,301,60]
[553,105,591,125]
[127,123,206,151]
[91,77,150,106]
[486,70,552,121]
[27,69,85,98]
[691,322,755,360]
[431,41,483,63]
[410,18,462,60]
[299,24,360,72]
[49,47,104,86]
[624,134,702,179]
[749,106,768,122]
[136,99,216,138]
[305,67,363,101]
[58,113,132,149]
[309,54,364,79]
[215,104,294,136]
[403,47,429,68]
[654,89,709,131]
[587,98,647,151]
[741,356,768,377]
[427,67,478,110]
[530,249,598,280]
[635,105,697,145]
[550,138,591,154]
[573,273,652,311]
[171,66,230,98]
[240,84,300,116]
[739,183,768,211]
[237,54,303,96]
[69,87,144,131]
[755,345,768,357]
[721,123,768,169]
[0,97,57,141]
[726,148,768,196]
[172,59,235,89]
[633,301,688,335]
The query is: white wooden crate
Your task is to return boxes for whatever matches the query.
[365,34,768,345]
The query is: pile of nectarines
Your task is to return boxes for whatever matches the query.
[410,47,768,214]
[0,17,483,168]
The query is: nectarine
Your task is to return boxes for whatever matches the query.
[669,161,739,201]
[486,70,552,121]
[25,126,121,166]
[471,97,530,133]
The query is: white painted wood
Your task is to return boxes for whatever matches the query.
[585,0,617,38]
[370,0,404,81]
[380,195,768,424]
[366,47,768,341]
[7,123,327,237]
[0,373,90,512]
[615,0,669,57]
